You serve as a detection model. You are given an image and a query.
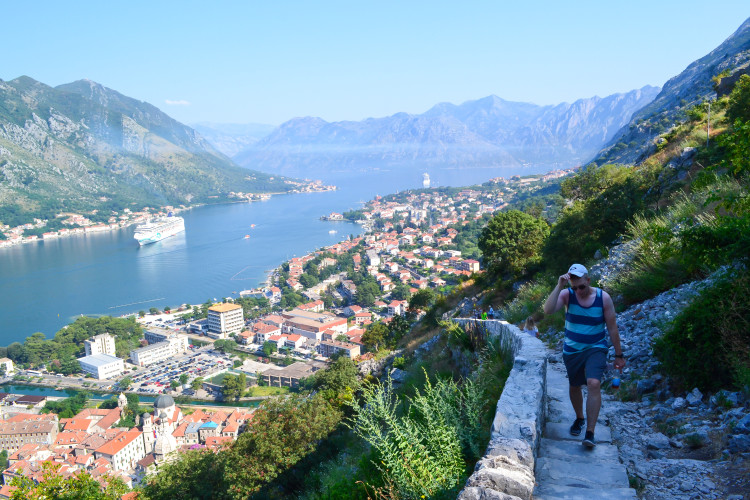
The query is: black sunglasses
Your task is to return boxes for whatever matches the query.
[570,284,588,291]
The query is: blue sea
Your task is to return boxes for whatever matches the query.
[0,165,541,345]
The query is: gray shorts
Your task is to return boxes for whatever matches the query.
[563,349,607,386]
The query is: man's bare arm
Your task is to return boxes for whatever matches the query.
[543,274,570,314]
[602,292,626,369]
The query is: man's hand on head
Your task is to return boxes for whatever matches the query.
[558,273,570,288]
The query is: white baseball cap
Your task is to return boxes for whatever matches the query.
[568,263,588,277]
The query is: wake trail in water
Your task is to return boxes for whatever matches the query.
[108,297,166,309]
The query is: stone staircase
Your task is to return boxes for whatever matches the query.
[533,359,636,499]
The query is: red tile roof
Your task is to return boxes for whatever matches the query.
[95,429,142,457]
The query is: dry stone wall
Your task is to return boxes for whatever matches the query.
[456,319,548,500]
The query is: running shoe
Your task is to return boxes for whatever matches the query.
[569,418,585,436]
[583,430,596,448]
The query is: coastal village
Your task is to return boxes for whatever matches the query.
[0,171,571,495]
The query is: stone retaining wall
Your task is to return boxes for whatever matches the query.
[456,319,548,500]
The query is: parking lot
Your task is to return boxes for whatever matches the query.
[129,347,236,395]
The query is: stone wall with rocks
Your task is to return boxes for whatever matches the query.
[455,319,548,500]
[357,349,404,377]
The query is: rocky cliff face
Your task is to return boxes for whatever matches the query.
[595,16,750,165]
[0,77,293,224]
[233,87,659,178]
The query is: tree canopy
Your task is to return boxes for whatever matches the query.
[479,210,549,277]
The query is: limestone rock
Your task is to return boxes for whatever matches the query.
[671,397,687,410]
[636,379,656,394]
[732,413,750,434]
[645,432,671,450]
[457,487,523,500]
[686,387,703,406]
[465,455,535,500]
[484,437,534,470]
[728,434,750,453]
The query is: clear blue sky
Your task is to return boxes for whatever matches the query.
[3,1,748,125]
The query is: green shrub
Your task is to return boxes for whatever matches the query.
[392,356,406,370]
[501,276,554,324]
[653,266,750,391]
[611,177,750,303]
[726,74,750,124]
[542,164,657,272]
[346,375,466,499]
[479,210,549,278]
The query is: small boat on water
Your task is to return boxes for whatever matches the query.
[244,235,250,239]
[328,230,337,234]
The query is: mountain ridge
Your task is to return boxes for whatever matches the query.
[594,16,750,165]
[232,86,660,178]
[0,76,298,227]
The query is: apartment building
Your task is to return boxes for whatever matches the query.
[281,309,347,341]
[207,303,244,339]
[316,340,361,359]
[0,415,59,452]
[130,336,188,367]
[94,428,146,471]
[84,333,116,356]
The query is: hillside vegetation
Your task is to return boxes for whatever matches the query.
[0,77,299,227]
[498,74,750,392]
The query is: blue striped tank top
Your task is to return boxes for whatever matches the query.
[563,287,608,354]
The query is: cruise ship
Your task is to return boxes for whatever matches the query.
[133,214,185,245]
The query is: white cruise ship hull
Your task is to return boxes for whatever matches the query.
[134,216,185,245]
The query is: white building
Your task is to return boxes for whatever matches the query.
[78,354,125,379]
[130,337,188,367]
[84,333,117,356]
[366,250,381,267]
[0,357,14,376]
[95,428,146,471]
[207,303,244,339]
[144,328,188,347]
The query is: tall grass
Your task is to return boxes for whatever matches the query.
[345,324,513,500]
[345,375,466,499]
[611,176,749,304]
[500,277,554,324]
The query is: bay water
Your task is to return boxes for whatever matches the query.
[0,165,533,345]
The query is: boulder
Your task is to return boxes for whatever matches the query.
[728,434,750,454]
[686,387,703,406]
[637,378,656,394]
[732,413,750,434]
[671,397,687,410]
[645,432,671,450]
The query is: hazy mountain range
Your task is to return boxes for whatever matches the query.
[190,122,276,158]
[231,87,660,178]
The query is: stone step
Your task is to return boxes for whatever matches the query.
[544,422,612,443]
[533,483,637,500]
[535,456,629,489]
[538,438,621,464]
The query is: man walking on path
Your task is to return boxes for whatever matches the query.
[543,263,626,448]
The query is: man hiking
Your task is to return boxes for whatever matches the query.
[543,263,625,448]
